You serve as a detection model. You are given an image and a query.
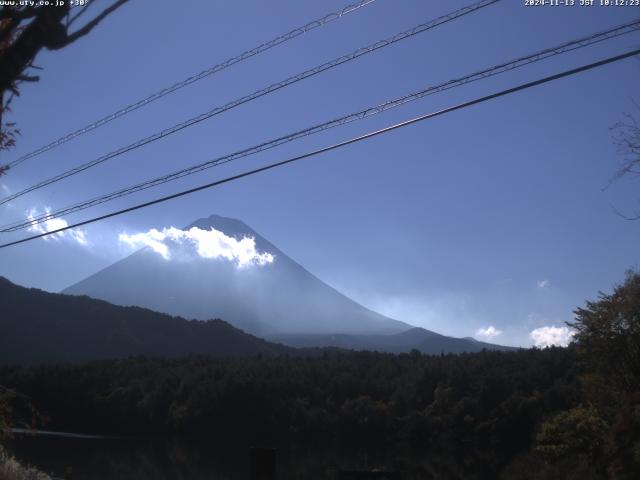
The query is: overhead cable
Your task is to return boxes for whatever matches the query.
[9,19,639,233]
[3,0,378,170]
[2,47,638,249]
[0,0,500,205]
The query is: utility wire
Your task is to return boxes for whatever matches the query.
[2,0,378,170]
[0,0,500,206]
[2,47,638,250]
[9,19,639,233]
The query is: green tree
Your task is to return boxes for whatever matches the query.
[569,271,640,392]
[535,405,608,460]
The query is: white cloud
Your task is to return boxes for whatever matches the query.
[537,279,550,289]
[27,208,88,246]
[120,228,170,259]
[476,325,502,340]
[119,226,274,268]
[529,325,574,348]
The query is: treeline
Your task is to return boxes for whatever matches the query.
[0,348,583,478]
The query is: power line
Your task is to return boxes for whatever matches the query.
[2,47,638,250]
[9,19,639,233]
[0,0,500,206]
[3,0,378,170]
[11,19,639,232]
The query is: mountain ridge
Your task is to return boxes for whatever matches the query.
[270,327,517,354]
[0,276,291,364]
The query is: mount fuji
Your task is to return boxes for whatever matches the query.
[63,214,515,354]
[64,214,411,337]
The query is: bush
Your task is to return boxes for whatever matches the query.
[0,446,50,480]
[535,405,608,460]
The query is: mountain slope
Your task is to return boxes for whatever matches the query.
[271,327,517,354]
[0,276,289,365]
[63,214,411,337]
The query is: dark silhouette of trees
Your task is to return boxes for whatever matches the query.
[0,348,581,476]
[566,270,640,478]
[0,276,290,364]
[569,270,640,392]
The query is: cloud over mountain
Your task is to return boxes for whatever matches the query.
[119,226,274,267]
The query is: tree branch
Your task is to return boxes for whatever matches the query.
[0,7,37,21]
[66,1,98,28]
[61,0,128,47]
[611,203,640,221]
[0,15,22,46]
[0,5,70,93]
[16,74,39,82]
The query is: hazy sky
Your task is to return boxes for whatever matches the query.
[0,0,638,347]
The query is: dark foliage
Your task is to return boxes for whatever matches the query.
[569,271,640,391]
[0,348,580,477]
[0,276,289,364]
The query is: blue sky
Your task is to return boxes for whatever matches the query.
[0,0,638,347]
